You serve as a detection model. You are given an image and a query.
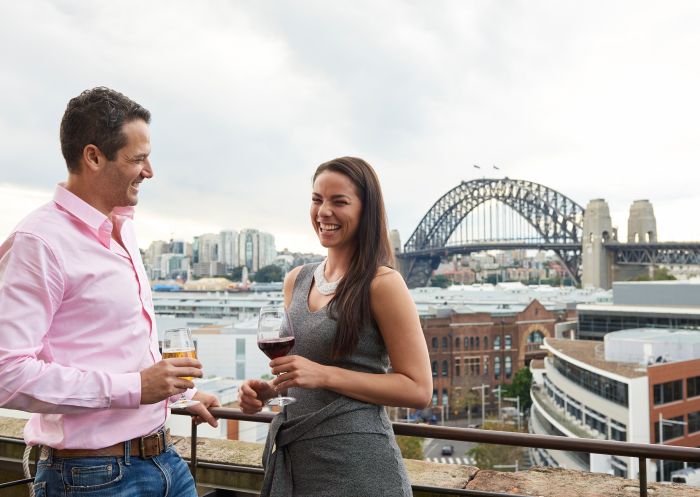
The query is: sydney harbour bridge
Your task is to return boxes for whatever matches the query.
[398,178,700,288]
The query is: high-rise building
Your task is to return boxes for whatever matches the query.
[219,230,239,271]
[237,229,277,272]
[197,233,220,264]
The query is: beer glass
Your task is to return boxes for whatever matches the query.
[162,327,201,408]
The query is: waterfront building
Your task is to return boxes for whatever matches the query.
[530,330,700,482]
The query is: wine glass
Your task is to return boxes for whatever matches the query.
[162,327,201,409]
[257,305,296,406]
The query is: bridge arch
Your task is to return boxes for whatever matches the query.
[400,178,585,287]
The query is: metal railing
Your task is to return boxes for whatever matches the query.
[170,406,700,497]
[3,408,700,496]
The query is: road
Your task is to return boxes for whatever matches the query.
[423,437,476,465]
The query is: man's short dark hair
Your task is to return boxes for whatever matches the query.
[60,87,151,172]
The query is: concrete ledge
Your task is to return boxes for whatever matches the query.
[2,417,700,497]
[469,466,700,497]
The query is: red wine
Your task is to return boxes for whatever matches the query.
[258,337,295,359]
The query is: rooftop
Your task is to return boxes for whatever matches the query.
[544,338,648,379]
[604,328,700,365]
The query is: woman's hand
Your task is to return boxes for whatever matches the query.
[270,355,329,391]
[238,379,275,414]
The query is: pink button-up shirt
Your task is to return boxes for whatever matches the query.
[0,185,172,449]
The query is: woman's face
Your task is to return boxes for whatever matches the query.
[310,170,363,250]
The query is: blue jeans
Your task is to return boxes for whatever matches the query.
[32,442,196,497]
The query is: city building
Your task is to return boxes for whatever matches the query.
[530,330,700,482]
[421,296,578,413]
[194,233,221,264]
[577,281,700,341]
[219,230,239,271]
[237,229,276,272]
[154,291,282,321]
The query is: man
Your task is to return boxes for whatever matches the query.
[0,87,219,496]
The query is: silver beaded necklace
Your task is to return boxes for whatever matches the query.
[314,259,342,295]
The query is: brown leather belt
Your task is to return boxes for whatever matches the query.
[40,428,171,459]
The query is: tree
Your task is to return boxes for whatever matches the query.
[448,375,482,423]
[467,422,524,469]
[633,267,676,281]
[396,435,424,460]
[230,266,246,281]
[503,367,533,410]
[430,274,451,288]
[252,264,284,283]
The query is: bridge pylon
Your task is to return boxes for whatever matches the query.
[581,199,614,289]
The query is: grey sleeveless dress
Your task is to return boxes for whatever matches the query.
[260,263,412,497]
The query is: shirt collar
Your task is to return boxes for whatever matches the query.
[53,184,135,248]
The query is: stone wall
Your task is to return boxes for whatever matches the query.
[1,416,699,496]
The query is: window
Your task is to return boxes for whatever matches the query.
[585,407,607,435]
[528,331,545,344]
[483,356,489,375]
[494,356,501,379]
[432,361,437,377]
[689,411,700,434]
[688,376,700,398]
[505,334,512,350]
[505,356,512,378]
[431,337,438,350]
[653,380,683,405]
[494,335,501,350]
[442,389,449,406]
[455,337,460,349]
[470,337,475,349]
[655,416,685,442]
[432,390,438,406]
[464,337,470,350]
[553,356,629,406]
[610,420,627,441]
[484,336,488,349]
[442,360,449,377]
[442,336,448,350]
[455,358,461,377]
[475,337,480,349]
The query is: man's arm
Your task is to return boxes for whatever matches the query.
[0,233,141,413]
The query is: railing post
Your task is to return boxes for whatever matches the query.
[638,457,647,497]
[190,417,198,483]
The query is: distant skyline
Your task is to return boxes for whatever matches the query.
[2,1,699,253]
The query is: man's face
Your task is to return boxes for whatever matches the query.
[98,119,153,210]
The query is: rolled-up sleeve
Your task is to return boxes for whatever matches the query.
[0,233,140,413]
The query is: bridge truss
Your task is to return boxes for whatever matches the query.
[607,242,700,266]
[399,178,585,288]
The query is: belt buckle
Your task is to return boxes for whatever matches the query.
[139,432,162,459]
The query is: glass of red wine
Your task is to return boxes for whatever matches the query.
[257,304,296,406]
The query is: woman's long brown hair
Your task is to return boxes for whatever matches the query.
[313,157,395,359]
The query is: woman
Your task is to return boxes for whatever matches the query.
[239,157,432,497]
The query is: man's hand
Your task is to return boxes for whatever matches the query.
[140,357,202,404]
[187,392,221,427]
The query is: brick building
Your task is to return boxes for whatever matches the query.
[421,299,574,412]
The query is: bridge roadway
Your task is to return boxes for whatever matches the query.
[397,242,576,259]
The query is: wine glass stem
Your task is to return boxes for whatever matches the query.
[276,374,283,402]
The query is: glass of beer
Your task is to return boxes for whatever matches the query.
[162,327,201,408]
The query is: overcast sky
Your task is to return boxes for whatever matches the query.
[1,1,699,253]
